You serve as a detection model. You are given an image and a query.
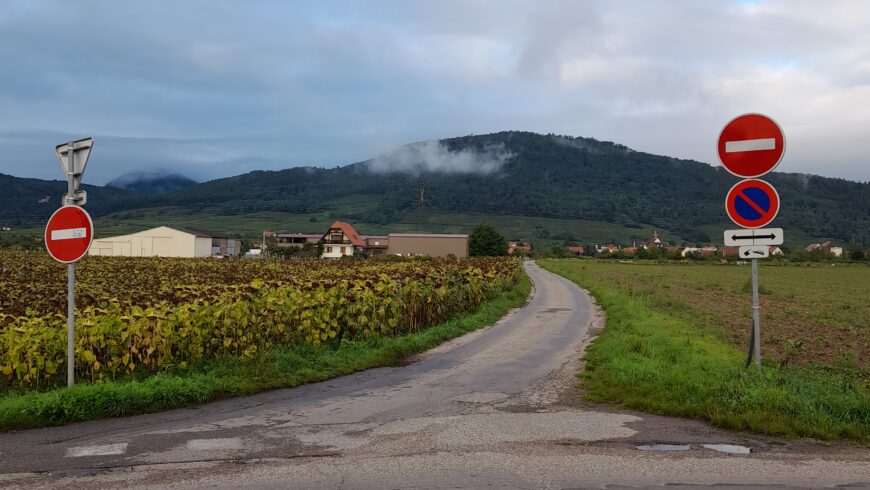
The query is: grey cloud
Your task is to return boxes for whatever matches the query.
[0,0,868,183]
[367,140,513,175]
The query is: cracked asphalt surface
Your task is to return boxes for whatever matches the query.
[1,261,868,489]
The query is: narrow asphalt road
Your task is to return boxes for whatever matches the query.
[1,262,868,489]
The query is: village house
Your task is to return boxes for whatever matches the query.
[805,241,843,257]
[595,243,620,254]
[567,246,585,255]
[508,241,532,254]
[276,233,322,247]
[681,246,718,257]
[320,221,388,258]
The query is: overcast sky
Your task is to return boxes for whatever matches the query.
[2,0,868,184]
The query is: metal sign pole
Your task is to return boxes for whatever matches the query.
[751,257,761,371]
[66,142,76,388]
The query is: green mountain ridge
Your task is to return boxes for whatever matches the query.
[2,131,868,246]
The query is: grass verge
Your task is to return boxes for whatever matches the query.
[0,272,531,431]
[538,259,870,442]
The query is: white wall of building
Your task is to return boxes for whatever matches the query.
[90,227,209,258]
[194,237,212,257]
[321,244,354,258]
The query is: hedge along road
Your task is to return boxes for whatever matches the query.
[1,262,869,489]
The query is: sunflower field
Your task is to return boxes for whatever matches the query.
[0,253,520,390]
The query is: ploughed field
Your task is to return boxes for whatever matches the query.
[0,253,520,391]
[576,261,869,376]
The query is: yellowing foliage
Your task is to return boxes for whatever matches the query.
[0,254,519,389]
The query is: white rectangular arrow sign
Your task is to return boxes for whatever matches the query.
[724,228,784,246]
[739,245,770,259]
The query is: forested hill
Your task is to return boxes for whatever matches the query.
[0,173,133,226]
[128,131,868,243]
[3,131,868,244]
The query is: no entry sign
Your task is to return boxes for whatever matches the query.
[725,179,780,229]
[45,205,94,263]
[717,113,785,178]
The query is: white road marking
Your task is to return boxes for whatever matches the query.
[66,443,128,457]
[725,138,776,153]
[186,438,244,451]
[50,227,87,240]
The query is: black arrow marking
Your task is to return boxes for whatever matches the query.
[731,233,776,241]
[753,250,765,255]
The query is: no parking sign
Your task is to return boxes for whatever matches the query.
[724,179,780,229]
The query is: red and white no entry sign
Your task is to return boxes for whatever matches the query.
[717,113,785,178]
[44,205,94,263]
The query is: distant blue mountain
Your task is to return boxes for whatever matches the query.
[106,171,197,194]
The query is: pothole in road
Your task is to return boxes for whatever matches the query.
[539,308,572,313]
[635,443,753,454]
[703,443,752,454]
[452,392,510,404]
[635,444,690,451]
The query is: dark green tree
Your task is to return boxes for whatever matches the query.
[847,244,865,261]
[469,224,508,256]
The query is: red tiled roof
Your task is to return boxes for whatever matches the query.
[324,221,367,247]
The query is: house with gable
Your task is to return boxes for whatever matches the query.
[320,221,389,258]
[320,221,368,258]
[805,241,843,257]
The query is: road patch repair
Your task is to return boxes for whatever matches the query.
[1,262,868,488]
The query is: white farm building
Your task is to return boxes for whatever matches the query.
[89,226,241,258]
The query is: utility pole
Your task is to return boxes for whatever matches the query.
[262,230,268,258]
[417,178,425,233]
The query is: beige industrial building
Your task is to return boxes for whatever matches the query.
[89,226,241,258]
[386,233,468,258]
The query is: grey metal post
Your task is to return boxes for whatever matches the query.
[66,142,75,387]
[67,262,75,387]
[751,258,761,371]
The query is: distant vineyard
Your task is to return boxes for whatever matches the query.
[0,254,520,390]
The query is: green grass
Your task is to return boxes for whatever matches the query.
[539,259,870,441]
[0,272,531,431]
